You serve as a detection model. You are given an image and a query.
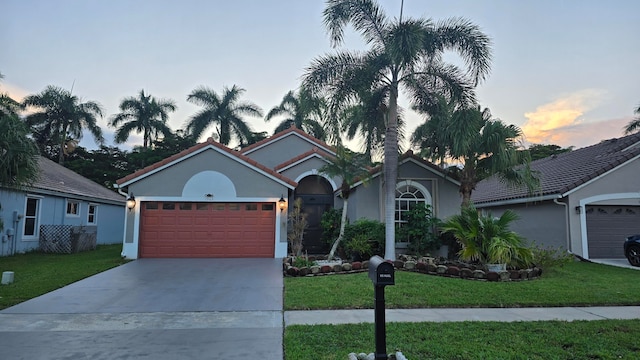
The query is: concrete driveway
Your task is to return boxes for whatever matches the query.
[0,258,284,359]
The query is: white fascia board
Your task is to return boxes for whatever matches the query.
[474,194,561,208]
[403,158,462,186]
[277,154,332,173]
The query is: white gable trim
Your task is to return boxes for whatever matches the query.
[294,170,338,192]
[118,144,295,190]
[242,132,335,156]
[278,153,332,173]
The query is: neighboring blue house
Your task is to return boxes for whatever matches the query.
[0,156,125,256]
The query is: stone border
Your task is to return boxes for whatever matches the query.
[283,257,542,282]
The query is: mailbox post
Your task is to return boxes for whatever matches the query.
[368,255,395,360]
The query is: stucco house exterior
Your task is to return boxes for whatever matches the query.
[116,127,462,259]
[472,132,640,260]
[0,156,125,256]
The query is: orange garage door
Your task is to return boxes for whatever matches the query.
[139,202,276,258]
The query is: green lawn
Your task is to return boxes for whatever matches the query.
[285,261,640,310]
[285,320,640,360]
[0,244,127,309]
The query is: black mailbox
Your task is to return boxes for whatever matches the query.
[368,255,395,286]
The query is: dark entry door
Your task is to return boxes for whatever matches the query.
[296,194,332,255]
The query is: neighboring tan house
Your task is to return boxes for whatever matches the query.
[472,132,640,260]
[0,156,125,256]
[116,127,462,259]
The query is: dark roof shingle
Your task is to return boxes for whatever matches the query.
[472,132,640,204]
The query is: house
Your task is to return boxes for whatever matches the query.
[116,126,462,259]
[0,156,126,256]
[472,132,640,260]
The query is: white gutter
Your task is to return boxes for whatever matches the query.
[553,197,572,252]
[474,194,559,208]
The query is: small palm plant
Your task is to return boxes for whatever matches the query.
[442,206,533,268]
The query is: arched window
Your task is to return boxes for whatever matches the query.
[395,181,432,228]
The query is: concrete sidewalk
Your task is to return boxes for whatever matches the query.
[285,306,640,325]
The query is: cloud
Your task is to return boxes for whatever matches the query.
[522,89,608,146]
[0,81,30,101]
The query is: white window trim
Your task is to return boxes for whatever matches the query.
[87,203,98,225]
[394,180,433,236]
[66,199,80,217]
[23,195,43,240]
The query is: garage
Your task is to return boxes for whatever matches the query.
[586,205,640,259]
[139,201,276,258]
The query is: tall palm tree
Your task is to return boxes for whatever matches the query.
[22,85,104,164]
[185,85,263,146]
[109,89,177,149]
[412,103,538,207]
[303,0,492,259]
[624,103,640,134]
[342,86,406,163]
[318,144,371,260]
[265,89,326,140]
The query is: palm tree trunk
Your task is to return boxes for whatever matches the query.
[58,123,68,164]
[383,81,399,260]
[328,197,349,260]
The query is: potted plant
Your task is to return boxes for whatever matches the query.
[441,205,533,270]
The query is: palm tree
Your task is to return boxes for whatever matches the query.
[265,89,327,140]
[303,0,492,259]
[412,103,538,207]
[109,89,177,149]
[342,86,406,163]
[318,144,371,260]
[22,85,104,164]
[185,85,263,146]
[624,103,640,134]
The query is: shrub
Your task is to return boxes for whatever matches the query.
[287,198,307,256]
[531,244,574,271]
[396,203,442,255]
[343,219,385,260]
[292,255,316,268]
[320,207,342,246]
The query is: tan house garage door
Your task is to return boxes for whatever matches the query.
[139,202,276,258]
[586,205,640,259]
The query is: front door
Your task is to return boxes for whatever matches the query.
[296,194,332,254]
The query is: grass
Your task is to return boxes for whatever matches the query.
[0,244,128,309]
[285,320,640,359]
[285,261,640,310]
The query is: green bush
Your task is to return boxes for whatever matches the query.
[396,203,441,255]
[320,207,342,246]
[343,218,385,260]
[292,256,317,268]
[531,244,574,271]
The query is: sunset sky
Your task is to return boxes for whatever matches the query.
[2,0,639,152]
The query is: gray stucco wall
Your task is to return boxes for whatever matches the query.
[480,201,568,250]
[244,134,328,169]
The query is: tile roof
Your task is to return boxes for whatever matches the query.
[28,156,125,203]
[274,147,335,172]
[116,138,298,188]
[472,132,640,204]
[240,125,336,155]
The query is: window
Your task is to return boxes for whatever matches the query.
[24,197,41,237]
[66,200,80,216]
[87,204,97,224]
[394,181,432,238]
[246,203,258,211]
[162,202,175,210]
[145,202,159,210]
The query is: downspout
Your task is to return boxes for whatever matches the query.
[553,197,572,253]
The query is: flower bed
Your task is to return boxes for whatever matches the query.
[283,255,542,282]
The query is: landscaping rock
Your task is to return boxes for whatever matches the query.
[416,262,427,272]
[310,265,321,274]
[333,264,343,272]
[351,261,362,270]
[473,269,486,279]
[404,261,416,270]
[342,263,353,271]
[320,265,332,273]
[446,266,460,276]
[436,265,447,274]
[286,267,299,276]
[427,263,437,273]
[509,270,520,280]
[298,267,310,276]
[498,271,510,281]
[486,271,499,281]
[420,257,434,265]
[361,260,369,269]
[459,268,473,278]
[393,260,405,269]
